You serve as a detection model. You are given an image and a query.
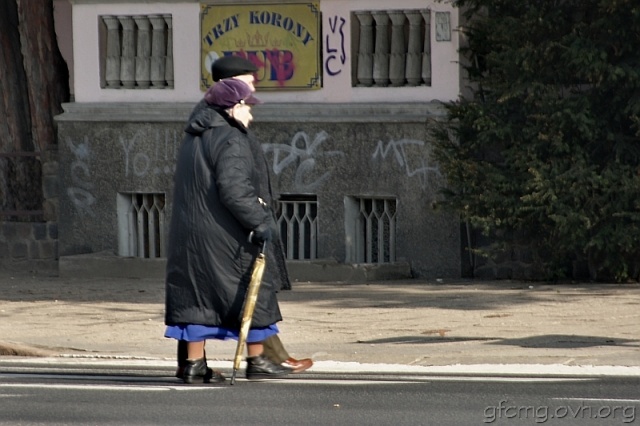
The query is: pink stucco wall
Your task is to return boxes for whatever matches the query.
[59,0,460,104]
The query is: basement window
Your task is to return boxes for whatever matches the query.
[117,192,166,258]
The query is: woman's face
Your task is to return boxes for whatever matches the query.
[230,102,253,127]
[232,74,256,92]
[228,74,257,127]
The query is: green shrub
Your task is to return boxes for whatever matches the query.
[433,0,640,281]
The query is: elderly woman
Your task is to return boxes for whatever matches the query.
[164,78,291,384]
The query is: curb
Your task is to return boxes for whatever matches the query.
[1,356,640,378]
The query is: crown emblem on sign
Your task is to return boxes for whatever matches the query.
[269,38,282,48]
[234,38,246,48]
[247,30,269,48]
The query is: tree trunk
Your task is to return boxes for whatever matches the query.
[0,0,69,220]
[17,0,69,151]
[0,0,31,153]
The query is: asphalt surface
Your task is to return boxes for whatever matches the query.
[1,271,639,377]
[3,374,638,426]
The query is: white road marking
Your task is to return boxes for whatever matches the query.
[0,372,591,386]
[552,398,640,404]
[257,379,415,385]
[3,358,640,377]
[408,376,591,383]
[0,383,221,391]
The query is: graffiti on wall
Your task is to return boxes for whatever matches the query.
[325,15,347,76]
[65,129,179,216]
[372,139,442,190]
[120,129,179,177]
[263,130,344,192]
[66,136,95,217]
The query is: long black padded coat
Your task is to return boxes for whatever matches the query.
[164,100,286,330]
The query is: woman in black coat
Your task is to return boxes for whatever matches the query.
[164,78,292,383]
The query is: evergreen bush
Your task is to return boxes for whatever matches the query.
[433,0,640,281]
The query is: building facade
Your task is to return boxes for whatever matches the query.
[47,0,463,280]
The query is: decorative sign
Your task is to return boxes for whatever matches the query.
[200,3,321,90]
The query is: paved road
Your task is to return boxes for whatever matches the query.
[1,366,639,425]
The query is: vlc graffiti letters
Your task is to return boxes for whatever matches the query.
[325,15,346,76]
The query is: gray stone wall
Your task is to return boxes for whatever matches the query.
[0,222,58,275]
[0,148,59,275]
[55,102,461,278]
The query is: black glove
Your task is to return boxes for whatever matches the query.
[250,213,280,245]
[251,222,272,244]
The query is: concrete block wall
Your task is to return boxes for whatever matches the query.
[54,102,462,279]
[0,148,59,275]
[0,222,59,275]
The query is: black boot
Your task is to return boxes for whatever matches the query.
[182,358,225,384]
[245,354,293,380]
[176,346,224,382]
[175,340,188,378]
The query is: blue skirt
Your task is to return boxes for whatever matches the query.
[164,323,279,343]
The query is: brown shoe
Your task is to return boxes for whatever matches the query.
[283,357,313,373]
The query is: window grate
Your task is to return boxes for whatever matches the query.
[276,195,318,260]
[347,197,397,263]
[117,193,166,258]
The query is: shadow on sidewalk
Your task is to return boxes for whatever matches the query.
[0,274,164,304]
[278,280,639,311]
[358,334,640,348]
[1,273,639,313]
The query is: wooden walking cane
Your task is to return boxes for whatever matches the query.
[230,239,266,385]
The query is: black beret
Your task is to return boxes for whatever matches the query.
[211,56,259,82]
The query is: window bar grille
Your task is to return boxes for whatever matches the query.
[154,193,166,257]
[127,193,165,258]
[136,195,148,257]
[125,198,137,256]
[277,197,317,260]
[358,198,397,263]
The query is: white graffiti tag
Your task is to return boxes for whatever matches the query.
[263,131,344,192]
[120,129,178,177]
[66,136,96,216]
[372,139,442,190]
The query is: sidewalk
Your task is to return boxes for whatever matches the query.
[1,271,639,375]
